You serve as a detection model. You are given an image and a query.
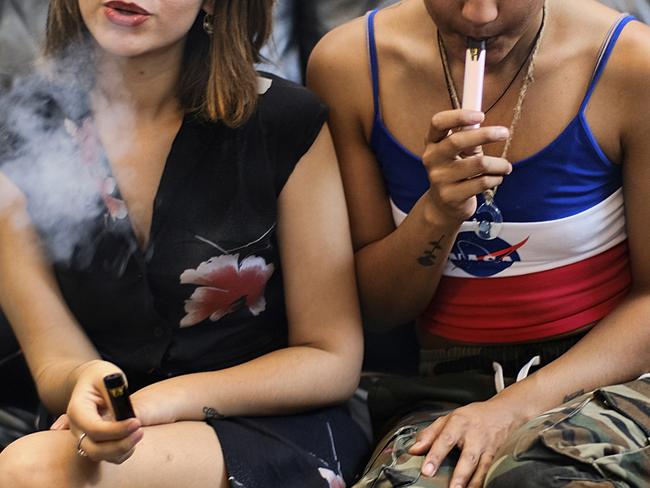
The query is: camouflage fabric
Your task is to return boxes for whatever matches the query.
[353,410,458,488]
[354,378,650,488]
[485,377,650,488]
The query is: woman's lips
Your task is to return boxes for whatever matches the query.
[103,2,151,27]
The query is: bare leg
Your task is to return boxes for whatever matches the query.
[0,421,229,488]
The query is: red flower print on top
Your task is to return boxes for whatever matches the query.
[318,468,346,488]
[179,254,274,327]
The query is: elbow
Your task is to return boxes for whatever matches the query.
[327,345,363,403]
[340,343,364,401]
[330,365,362,404]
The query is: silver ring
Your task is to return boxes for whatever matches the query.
[76,432,88,457]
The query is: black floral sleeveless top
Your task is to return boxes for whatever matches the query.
[0,73,327,389]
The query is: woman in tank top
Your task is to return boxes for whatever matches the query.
[309,0,650,486]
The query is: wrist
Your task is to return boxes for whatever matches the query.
[492,375,556,424]
[131,378,186,425]
[421,191,465,229]
[67,359,119,392]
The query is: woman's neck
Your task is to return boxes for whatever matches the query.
[92,44,185,121]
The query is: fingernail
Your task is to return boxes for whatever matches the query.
[127,420,141,432]
[507,164,513,175]
[495,127,509,139]
[50,417,63,430]
[422,462,436,477]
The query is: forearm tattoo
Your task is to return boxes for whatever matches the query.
[417,236,446,267]
[563,389,585,403]
[202,406,226,420]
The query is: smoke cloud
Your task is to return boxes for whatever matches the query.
[0,44,135,268]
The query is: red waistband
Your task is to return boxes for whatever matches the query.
[419,241,631,343]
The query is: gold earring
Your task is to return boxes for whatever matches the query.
[203,14,214,35]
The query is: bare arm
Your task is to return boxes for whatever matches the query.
[409,21,650,488]
[307,21,510,330]
[504,20,650,414]
[131,125,365,422]
[0,172,102,414]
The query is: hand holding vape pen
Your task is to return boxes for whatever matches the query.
[103,373,136,421]
[462,38,486,130]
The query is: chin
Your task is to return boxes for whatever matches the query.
[92,33,156,58]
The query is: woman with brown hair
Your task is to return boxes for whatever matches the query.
[0,1,369,486]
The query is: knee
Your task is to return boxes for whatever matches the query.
[0,437,41,488]
[0,432,73,488]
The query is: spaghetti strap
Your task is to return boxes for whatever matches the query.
[367,9,381,119]
[580,14,636,112]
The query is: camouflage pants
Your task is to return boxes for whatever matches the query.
[353,378,650,488]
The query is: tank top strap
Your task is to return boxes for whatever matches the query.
[580,14,636,112]
[366,9,381,120]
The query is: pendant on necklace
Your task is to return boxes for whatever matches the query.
[474,191,503,240]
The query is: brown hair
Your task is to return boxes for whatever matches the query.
[45,0,274,127]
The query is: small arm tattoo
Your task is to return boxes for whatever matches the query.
[417,236,446,267]
[202,406,225,420]
[563,389,585,403]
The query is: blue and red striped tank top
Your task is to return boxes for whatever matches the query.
[367,10,635,343]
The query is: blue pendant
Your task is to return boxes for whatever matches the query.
[474,199,503,240]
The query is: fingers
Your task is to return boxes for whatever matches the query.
[423,110,511,224]
[451,175,505,200]
[413,414,496,488]
[68,395,143,463]
[421,427,459,478]
[429,154,511,185]
[467,452,496,488]
[427,110,485,143]
[68,394,141,442]
[427,155,510,211]
[73,426,143,464]
[448,444,485,488]
[74,416,141,443]
[426,126,509,163]
[409,416,446,455]
[114,447,137,465]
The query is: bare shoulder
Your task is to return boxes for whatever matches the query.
[308,3,417,85]
[553,0,650,133]
[307,1,425,127]
[601,14,650,136]
[566,0,650,81]
[307,1,411,80]
[612,19,650,81]
[306,15,369,101]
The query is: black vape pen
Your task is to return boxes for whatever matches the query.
[103,373,136,421]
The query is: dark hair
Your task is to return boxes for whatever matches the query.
[45,0,274,127]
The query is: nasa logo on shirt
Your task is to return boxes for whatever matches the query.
[448,232,529,277]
